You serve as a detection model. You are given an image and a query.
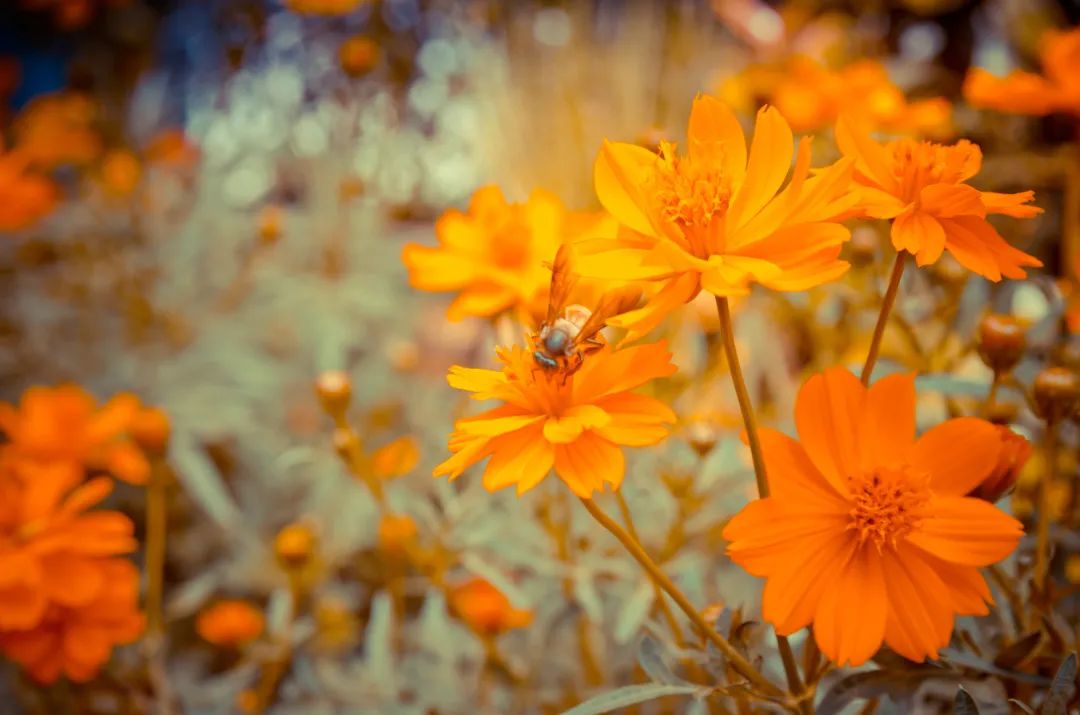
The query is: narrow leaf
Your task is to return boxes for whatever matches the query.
[637,635,694,687]
[1041,652,1077,715]
[953,686,980,714]
[560,684,704,715]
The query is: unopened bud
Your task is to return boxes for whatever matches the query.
[969,426,1032,503]
[315,371,352,419]
[274,523,317,571]
[1033,367,1080,422]
[977,314,1025,374]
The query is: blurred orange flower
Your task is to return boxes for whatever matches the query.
[435,341,676,498]
[964,27,1080,117]
[377,514,418,555]
[196,600,265,647]
[579,95,857,343]
[723,368,1023,666]
[402,186,615,325]
[98,149,141,197]
[727,57,951,136]
[0,463,138,632]
[0,385,150,484]
[285,0,366,15]
[0,144,57,231]
[838,116,1043,280]
[13,92,101,169]
[449,578,532,636]
[370,435,420,479]
[0,558,144,683]
[339,35,380,76]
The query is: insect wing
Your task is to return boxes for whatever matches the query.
[544,244,580,325]
[572,286,642,346]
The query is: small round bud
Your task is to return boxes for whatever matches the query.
[977,314,1026,374]
[274,523,317,571]
[131,406,171,456]
[315,371,352,418]
[685,420,718,458]
[339,35,380,77]
[1033,367,1080,422]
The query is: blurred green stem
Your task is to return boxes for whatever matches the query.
[1032,418,1058,624]
[715,297,809,712]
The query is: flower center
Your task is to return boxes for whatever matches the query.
[846,464,930,551]
[651,141,732,229]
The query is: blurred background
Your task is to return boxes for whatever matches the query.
[1,0,1078,713]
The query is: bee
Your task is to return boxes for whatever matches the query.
[532,244,641,373]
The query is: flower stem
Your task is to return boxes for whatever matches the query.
[1032,418,1058,620]
[613,491,686,646]
[145,460,172,715]
[578,496,786,700]
[860,253,906,386]
[715,297,808,711]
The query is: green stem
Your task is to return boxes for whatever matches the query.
[861,253,906,386]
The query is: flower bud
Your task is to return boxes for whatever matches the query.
[315,371,352,419]
[274,523,317,571]
[130,406,171,456]
[685,420,718,458]
[1033,367,1080,422]
[448,578,532,636]
[196,599,265,648]
[339,35,380,77]
[977,314,1025,374]
[377,513,418,555]
[969,426,1032,503]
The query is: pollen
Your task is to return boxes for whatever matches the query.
[846,464,931,551]
[651,141,733,229]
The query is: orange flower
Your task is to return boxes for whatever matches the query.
[964,27,1080,117]
[579,95,858,343]
[13,91,101,169]
[370,435,420,479]
[0,462,138,631]
[196,600,265,647]
[402,186,615,325]
[732,57,951,136]
[339,35,380,76]
[0,558,144,683]
[434,341,676,498]
[448,578,532,636]
[0,144,56,231]
[377,514,418,555]
[837,116,1043,280]
[969,426,1032,503]
[285,0,366,14]
[723,368,1023,666]
[0,385,150,484]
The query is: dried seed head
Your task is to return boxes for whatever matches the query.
[1033,367,1080,422]
[977,314,1026,373]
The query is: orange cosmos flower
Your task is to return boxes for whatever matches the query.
[0,385,150,484]
[13,91,101,169]
[0,558,144,684]
[837,116,1043,280]
[0,144,57,231]
[196,600,265,647]
[964,27,1080,117]
[723,368,1023,666]
[434,341,676,498]
[449,577,533,636]
[579,95,858,343]
[0,461,138,631]
[403,186,615,325]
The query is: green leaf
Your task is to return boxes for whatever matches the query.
[818,667,960,715]
[1041,652,1077,715]
[637,635,693,687]
[560,684,705,715]
[953,686,980,714]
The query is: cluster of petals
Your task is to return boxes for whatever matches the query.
[838,116,1043,280]
[434,341,677,498]
[579,95,859,343]
[0,458,144,682]
[964,27,1080,118]
[723,368,1024,666]
[0,384,155,485]
[402,185,615,325]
